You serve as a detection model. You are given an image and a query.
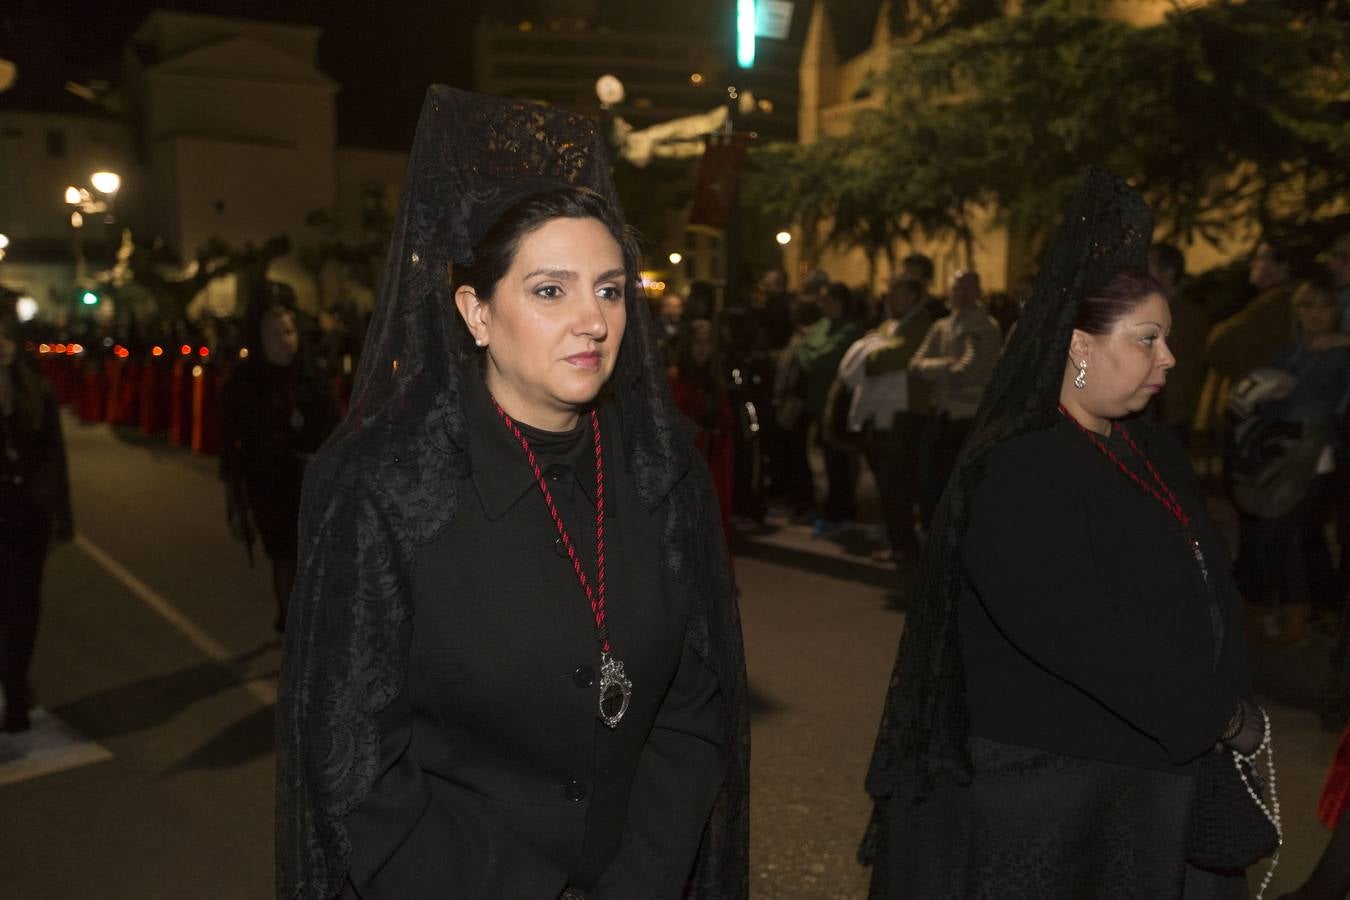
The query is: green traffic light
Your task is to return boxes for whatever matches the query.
[81,291,99,306]
[738,0,756,68]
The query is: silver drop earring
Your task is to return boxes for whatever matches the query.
[1074,360,1088,390]
[475,338,486,348]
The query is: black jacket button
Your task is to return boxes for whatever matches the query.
[546,463,568,482]
[573,664,595,688]
[564,780,587,802]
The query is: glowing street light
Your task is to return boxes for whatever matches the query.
[90,171,121,195]
[65,186,83,205]
[16,296,38,322]
[668,252,683,265]
[0,233,8,250]
[775,230,792,246]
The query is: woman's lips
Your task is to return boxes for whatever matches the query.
[565,351,602,370]
[1145,384,1164,394]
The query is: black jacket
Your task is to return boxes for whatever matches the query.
[959,417,1249,771]
[219,359,339,483]
[0,369,72,545]
[341,372,728,898]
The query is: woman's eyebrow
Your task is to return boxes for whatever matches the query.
[523,266,577,280]
[595,267,626,282]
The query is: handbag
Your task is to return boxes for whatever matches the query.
[1187,749,1279,869]
[1186,713,1282,898]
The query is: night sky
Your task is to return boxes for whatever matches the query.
[3,1,877,149]
[4,0,500,149]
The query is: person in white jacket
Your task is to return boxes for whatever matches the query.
[837,276,935,562]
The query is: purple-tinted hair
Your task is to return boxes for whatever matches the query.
[1074,265,1167,335]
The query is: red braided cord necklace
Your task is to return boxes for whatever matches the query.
[1058,405,1189,528]
[492,398,633,728]
[1059,404,1209,582]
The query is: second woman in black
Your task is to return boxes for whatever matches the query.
[862,171,1266,898]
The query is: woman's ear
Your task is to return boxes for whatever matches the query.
[454,285,489,347]
[1068,329,1093,366]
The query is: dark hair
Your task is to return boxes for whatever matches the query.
[451,187,635,304]
[902,253,934,284]
[1149,243,1185,283]
[1073,265,1167,335]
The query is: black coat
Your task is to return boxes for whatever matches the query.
[342,371,727,898]
[0,369,72,546]
[959,417,1250,771]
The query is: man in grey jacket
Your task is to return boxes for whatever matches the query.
[909,269,1002,528]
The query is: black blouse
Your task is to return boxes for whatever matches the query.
[342,370,728,898]
[959,417,1250,772]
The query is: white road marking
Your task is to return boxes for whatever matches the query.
[73,532,278,706]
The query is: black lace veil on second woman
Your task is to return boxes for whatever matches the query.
[858,168,1153,895]
[275,87,749,899]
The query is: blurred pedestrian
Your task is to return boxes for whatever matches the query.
[863,170,1262,899]
[768,300,819,515]
[276,89,747,900]
[1150,243,1210,447]
[753,269,794,351]
[1322,230,1350,329]
[219,289,339,633]
[908,269,1002,528]
[837,275,933,562]
[1230,275,1350,644]
[798,282,863,533]
[902,252,948,322]
[1206,240,1297,385]
[656,292,684,363]
[669,320,735,538]
[0,302,72,732]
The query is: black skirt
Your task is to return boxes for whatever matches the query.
[245,464,303,561]
[880,738,1249,899]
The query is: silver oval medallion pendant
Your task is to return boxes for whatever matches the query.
[598,653,633,729]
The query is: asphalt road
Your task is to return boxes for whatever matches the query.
[0,413,1341,898]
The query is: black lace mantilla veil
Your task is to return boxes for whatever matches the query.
[275,87,749,899]
[858,168,1154,895]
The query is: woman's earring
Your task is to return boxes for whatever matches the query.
[475,338,486,348]
[1074,360,1088,390]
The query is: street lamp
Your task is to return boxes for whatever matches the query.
[64,170,121,294]
[775,230,792,246]
[668,252,683,265]
[90,171,121,195]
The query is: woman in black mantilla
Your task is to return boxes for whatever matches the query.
[860,170,1269,898]
[219,286,339,633]
[275,88,748,900]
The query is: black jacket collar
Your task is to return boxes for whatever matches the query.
[465,367,623,521]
